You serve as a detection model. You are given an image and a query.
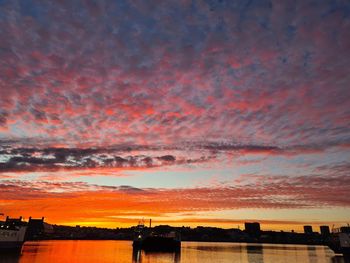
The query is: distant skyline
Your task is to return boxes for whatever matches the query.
[0,0,350,231]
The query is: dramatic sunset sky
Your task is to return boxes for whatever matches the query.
[0,0,349,231]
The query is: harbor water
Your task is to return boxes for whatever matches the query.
[0,240,349,263]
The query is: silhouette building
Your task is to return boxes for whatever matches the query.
[340,226,350,233]
[320,226,330,236]
[304,225,313,234]
[26,217,53,240]
[245,222,261,236]
[5,216,23,225]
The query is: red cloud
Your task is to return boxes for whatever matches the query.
[1,171,349,226]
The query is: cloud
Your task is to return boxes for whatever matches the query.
[2,140,349,173]
[315,161,350,176]
[0,0,349,228]
[0,0,348,149]
[1,171,349,219]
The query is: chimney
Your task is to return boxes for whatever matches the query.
[149,219,152,228]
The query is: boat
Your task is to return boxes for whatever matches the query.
[132,220,181,252]
[0,215,27,252]
[328,226,350,255]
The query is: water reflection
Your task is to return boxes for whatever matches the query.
[132,249,181,263]
[0,253,20,263]
[307,245,317,263]
[332,255,350,263]
[0,241,349,263]
[246,244,264,263]
[132,249,141,262]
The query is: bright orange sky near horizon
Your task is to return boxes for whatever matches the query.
[1,0,350,232]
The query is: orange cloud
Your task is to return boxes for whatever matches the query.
[1,172,349,229]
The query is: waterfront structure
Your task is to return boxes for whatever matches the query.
[26,217,54,240]
[0,216,27,252]
[304,225,313,234]
[132,220,181,251]
[320,226,330,236]
[244,222,261,236]
[328,226,350,255]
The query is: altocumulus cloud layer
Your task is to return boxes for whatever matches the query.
[0,0,350,227]
[0,0,349,146]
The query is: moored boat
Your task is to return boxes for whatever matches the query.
[328,226,350,255]
[0,215,27,252]
[132,220,181,252]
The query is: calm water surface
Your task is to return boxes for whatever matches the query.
[0,240,349,263]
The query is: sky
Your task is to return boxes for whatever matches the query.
[0,0,350,231]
